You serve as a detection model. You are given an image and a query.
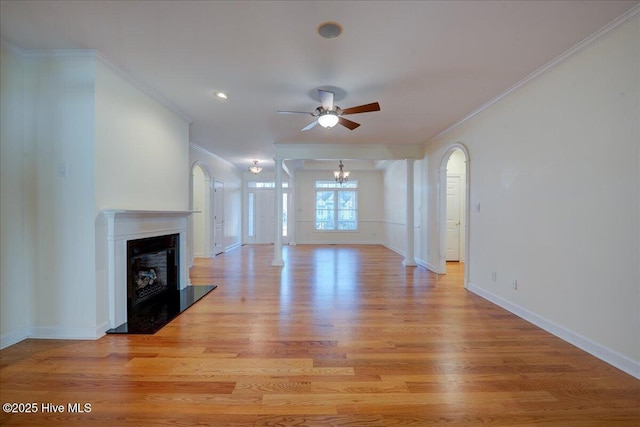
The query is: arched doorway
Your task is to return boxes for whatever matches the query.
[438,144,470,287]
[191,163,212,260]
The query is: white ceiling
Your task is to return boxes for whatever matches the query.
[1,0,638,171]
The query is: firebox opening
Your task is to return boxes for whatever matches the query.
[127,234,179,315]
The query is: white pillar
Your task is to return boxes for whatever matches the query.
[403,158,417,266]
[272,157,284,266]
[288,172,297,246]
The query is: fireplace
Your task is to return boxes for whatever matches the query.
[127,234,179,314]
[101,210,216,335]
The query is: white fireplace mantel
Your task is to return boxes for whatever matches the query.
[101,209,197,329]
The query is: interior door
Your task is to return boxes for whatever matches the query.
[213,180,224,255]
[446,176,461,261]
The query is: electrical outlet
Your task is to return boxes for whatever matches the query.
[491,272,497,281]
[512,279,518,290]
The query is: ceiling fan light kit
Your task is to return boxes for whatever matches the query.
[278,89,380,132]
[318,111,339,128]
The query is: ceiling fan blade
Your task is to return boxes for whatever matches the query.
[277,110,314,115]
[339,117,360,130]
[301,120,319,131]
[318,89,334,110]
[341,102,381,115]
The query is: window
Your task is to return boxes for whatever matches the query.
[315,180,358,231]
[247,181,289,188]
[247,193,255,237]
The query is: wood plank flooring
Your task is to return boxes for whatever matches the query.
[1,244,638,426]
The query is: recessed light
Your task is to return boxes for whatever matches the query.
[215,92,228,100]
[318,22,342,39]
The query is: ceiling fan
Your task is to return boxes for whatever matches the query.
[278,89,380,131]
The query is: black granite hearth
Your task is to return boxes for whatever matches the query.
[106,285,217,334]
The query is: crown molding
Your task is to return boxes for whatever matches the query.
[428,4,640,145]
[1,40,97,59]
[22,48,97,59]
[0,41,192,124]
[189,143,237,169]
[1,39,27,56]
[94,52,192,124]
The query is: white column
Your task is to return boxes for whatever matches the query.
[272,157,284,266]
[403,158,417,266]
[288,172,297,245]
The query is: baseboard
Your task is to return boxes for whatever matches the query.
[467,283,640,379]
[301,240,381,246]
[381,242,404,256]
[29,325,105,341]
[225,242,242,252]
[381,244,436,271]
[2,323,108,349]
[0,327,30,349]
[96,320,110,338]
[415,257,441,274]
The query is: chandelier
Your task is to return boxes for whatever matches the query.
[249,160,262,174]
[333,160,350,185]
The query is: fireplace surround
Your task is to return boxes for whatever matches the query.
[100,210,194,331]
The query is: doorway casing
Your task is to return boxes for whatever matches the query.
[438,143,470,287]
[189,162,212,263]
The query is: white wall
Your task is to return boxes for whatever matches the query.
[189,144,242,253]
[1,47,192,346]
[94,58,190,331]
[2,47,100,345]
[382,161,407,254]
[0,44,30,347]
[94,60,189,212]
[381,159,425,262]
[424,18,639,376]
[26,52,98,339]
[294,169,383,244]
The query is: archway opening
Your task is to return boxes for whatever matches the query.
[191,164,210,259]
[439,144,470,287]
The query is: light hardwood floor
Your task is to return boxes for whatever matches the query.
[1,245,638,426]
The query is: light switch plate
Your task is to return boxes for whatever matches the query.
[57,162,69,177]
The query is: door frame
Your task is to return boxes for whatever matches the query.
[282,189,291,245]
[438,143,470,287]
[213,180,224,255]
[243,181,291,245]
[445,174,462,262]
[189,162,212,264]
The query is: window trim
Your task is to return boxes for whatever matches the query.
[314,180,358,232]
